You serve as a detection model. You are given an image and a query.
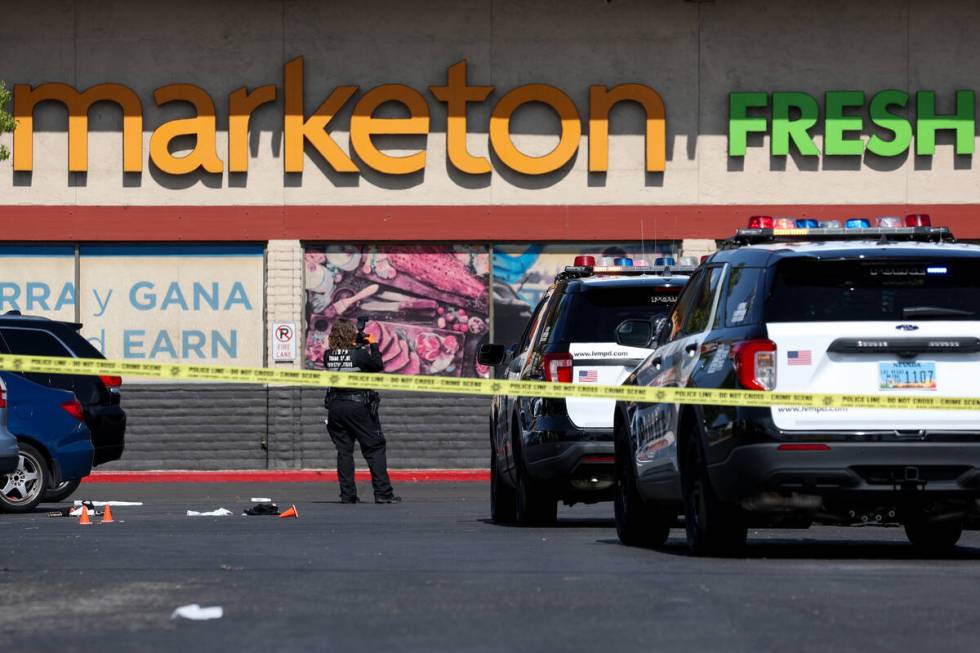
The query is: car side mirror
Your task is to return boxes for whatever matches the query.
[478,343,507,366]
[615,320,654,348]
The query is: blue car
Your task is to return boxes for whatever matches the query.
[0,373,94,513]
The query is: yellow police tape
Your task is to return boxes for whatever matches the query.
[0,353,977,411]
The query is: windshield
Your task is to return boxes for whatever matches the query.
[545,286,681,343]
[766,258,980,322]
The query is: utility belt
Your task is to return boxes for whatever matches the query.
[327,390,375,404]
[325,389,380,419]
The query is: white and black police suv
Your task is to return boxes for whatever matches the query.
[479,255,694,526]
[613,215,980,555]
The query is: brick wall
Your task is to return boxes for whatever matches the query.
[103,385,489,470]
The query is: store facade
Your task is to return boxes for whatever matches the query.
[2,0,980,469]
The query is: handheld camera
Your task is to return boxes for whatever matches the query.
[355,316,370,346]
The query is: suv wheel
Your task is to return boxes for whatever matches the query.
[904,517,963,553]
[490,446,517,524]
[681,434,747,556]
[0,444,49,513]
[44,478,82,503]
[514,440,557,527]
[614,431,670,547]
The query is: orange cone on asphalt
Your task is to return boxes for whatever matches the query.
[79,506,92,526]
[101,504,114,524]
[279,505,298,519]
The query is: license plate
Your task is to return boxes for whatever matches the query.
[879,361,937,391]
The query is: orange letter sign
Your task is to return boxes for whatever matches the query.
[13,83,142,172]
[229,85,277,173]
[430,61,494,174]
[284,57,358,173]
[489,85,581,175]
[149,84,224,174]
[350,85,430,175]
[589,84,666,172]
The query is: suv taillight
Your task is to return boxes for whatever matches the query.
[732,339,776,391]
[100,375,122,389]
[61,398,85,421]
[542,353,573,383]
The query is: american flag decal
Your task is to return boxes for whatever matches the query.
[788,350,812,366]
[578,369,598,383]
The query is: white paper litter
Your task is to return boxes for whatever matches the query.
[74,500,144,507]
[250,498,272,503]
[68,507,92,517]
[171,604,224,621]
[186,508,233,517]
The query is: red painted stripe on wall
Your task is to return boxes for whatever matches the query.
[83,469,490,483]
[1,204,979,241]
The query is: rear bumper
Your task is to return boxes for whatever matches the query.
[89,407,126,466]
[523,414,615,498]
[49,439,95,484]
[710,442,980,502]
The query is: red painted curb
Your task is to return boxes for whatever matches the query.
[82,469,490,483]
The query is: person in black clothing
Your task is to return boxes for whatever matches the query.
[323,319,401,504]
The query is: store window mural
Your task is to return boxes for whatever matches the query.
[304,246,490,377]
[491,243,679,347]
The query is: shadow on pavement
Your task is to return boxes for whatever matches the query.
[596,533,980,560]
[479,517,615,529]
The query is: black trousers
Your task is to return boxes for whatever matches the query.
[326,398,395,500]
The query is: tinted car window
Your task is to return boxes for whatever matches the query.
[723,265,764,327]
[0,327,103,404]
[668,269,706,340]
[548,286,682,344]
[0,327,72,357]
[680,267,722,335]
[766,258,980,322]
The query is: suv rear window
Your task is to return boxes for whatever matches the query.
[543,286,681,344]
[766,258,980,322]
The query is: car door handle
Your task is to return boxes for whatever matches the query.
[685,343,698,356]
[652,356,663,369]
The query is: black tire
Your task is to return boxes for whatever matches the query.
[681,433,747,556]
[513,436,557,526]
[0,443,49,514]
[904,518,963,553]
[44,478,82,503]
[614,430,670,547]
[490,446,517,524]
[515,467,557,526]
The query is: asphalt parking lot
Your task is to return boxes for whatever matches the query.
[2,481,980,653]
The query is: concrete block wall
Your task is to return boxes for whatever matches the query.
[105,386,488,471]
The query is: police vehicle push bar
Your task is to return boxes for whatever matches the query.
[0,354,978,412]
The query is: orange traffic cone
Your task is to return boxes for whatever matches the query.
[101,504,114,524]
[279,505,298,519]
[79,506,92,526]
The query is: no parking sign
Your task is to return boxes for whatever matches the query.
[271,322,297,362]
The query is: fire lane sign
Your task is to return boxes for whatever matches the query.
[271,322,297,362]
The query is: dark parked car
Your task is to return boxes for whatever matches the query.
[0,373,94,512]
[480,258,691,525]
[0,313,126,502]
[614,217,980,555]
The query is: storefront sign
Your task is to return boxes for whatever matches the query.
[78,245,264,367]
[0,246,76,321]
[12,58,666,177]
[729,90,976,157]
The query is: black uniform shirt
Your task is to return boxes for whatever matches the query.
[323,344,384,374]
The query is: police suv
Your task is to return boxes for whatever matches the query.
[479,256,693,526]
[614,216,980,554]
